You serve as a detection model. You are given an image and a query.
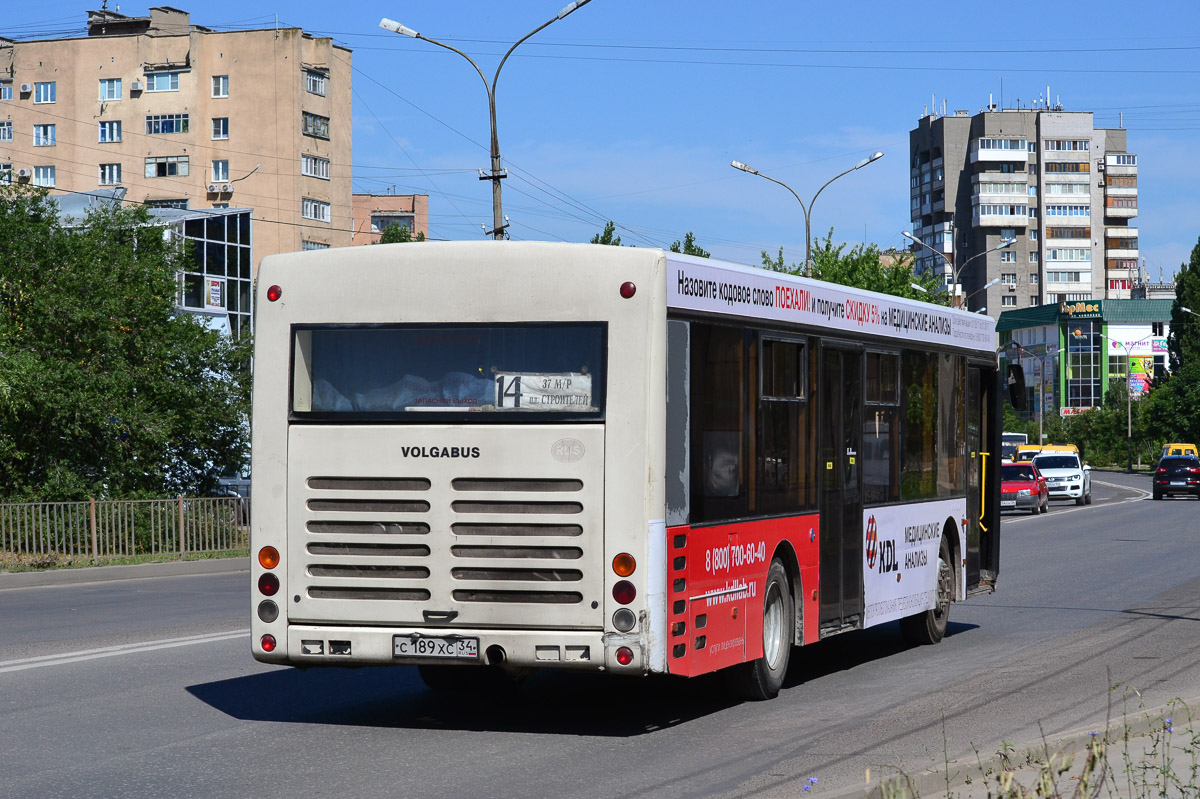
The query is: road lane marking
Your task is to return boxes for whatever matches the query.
[1002,479,1149,523]
[0,629,249,674]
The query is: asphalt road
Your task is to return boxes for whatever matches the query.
[3,470,1199,799]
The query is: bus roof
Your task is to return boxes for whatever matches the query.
[666,252,997,354]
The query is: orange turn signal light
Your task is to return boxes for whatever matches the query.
[258,546,280,569]
[612,553,636,577]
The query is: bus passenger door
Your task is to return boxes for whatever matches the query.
[965,362,999,590]
[818,344,864,631]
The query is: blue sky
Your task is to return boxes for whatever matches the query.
[9,2,1200,275]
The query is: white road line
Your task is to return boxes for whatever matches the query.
[0,629,249,674]
[1003,479,1149,522]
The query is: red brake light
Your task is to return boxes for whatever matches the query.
[619,281,636,299]
[260,634,277,652]
[1190,467,1200,474]
[1156,467,1167,474]
[612,580,636,605]
[266,285,282,302]
[258,572,280,596]
[615,646,634,665]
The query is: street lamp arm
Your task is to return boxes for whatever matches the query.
[750,171,809,217]
[494,0,592,99]
[406,32,493,98]
[903,232,952,267]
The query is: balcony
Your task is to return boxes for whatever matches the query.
[973,207,1029,229]
[969,138,1029,165]
[1104,199,1138,219]
[1103,154,1137,178]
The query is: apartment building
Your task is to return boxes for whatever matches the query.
[0,6,352,268]
[351,193,430,246]
[908,100,1138,319]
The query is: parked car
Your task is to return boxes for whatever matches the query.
[1032,451,1092,505]
[1152,455,1200,500]
[1001,462,1049,514]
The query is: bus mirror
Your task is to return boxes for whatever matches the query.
[1007,365,1027,410]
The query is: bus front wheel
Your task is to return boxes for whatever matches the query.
[727,559,793,701]
[899,536,952,646]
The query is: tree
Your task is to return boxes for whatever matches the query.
[378,222,425,244]
[590,221,622,247]
[1168,235,1200,371]
[669,232,709,258]
[761,230,941,301]
[0,186,250,501]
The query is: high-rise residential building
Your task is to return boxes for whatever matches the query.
[0,6,352,269]
[908,100,1138,318]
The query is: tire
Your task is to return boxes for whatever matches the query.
[1029,502,1039,515]
[1153,489,1162,500]
[900,536,952,646]
[727,559,793,701]
[1075,494,1085,506]
[1041,495,1049,513]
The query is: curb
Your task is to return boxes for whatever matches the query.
[0,556,249,590]
[823,696,1199,799]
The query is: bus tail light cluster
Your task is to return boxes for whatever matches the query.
[611,552,637,625]
[258,546,281,632]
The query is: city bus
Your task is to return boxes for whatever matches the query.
[249,242,1003,700]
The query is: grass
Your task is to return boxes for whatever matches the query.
[1,549,248,572]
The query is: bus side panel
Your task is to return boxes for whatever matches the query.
[664,514,818,678]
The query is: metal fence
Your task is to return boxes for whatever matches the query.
[0,497,249,568]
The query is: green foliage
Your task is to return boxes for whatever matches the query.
[669,232,709,258]
[590,221,622,247]
[377,222,424,244]
[1142,360,1200,450]
[1168,235,1200,371]
[0,185,250,501]
[760,230,942,301]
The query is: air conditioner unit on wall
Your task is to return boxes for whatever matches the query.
[17,168,31,178]
[130,81,144,91]
[206,183,218,193]
[1097,162,1105,172]
[19,83,32,93]
[221,183,233,193]
[1098,180,1105,187]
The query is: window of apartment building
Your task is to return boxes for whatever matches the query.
[212,160,229,182]
[1108,279,1131,292]
[1030,273,1039,285]
[978,204,1027,216]
[1029,207,1038,219]
[145,155,189,177]
[99,120,122,143]
[146,71,181,92]
[1046,226,1090,239]
[302,197,331,222]
[99,78,122,101]
[1029,230,1038,241]
[1107,175,1137,187]
[1028,185,1037,196]
[910,175,919,189]
[0,81,11,101]
[1108,154,1137,166]
[1028,163,1037,175]
[302,112,330,139]
[1153,322,1165,336]
[34,82,56,104]
[1001,273,1017,285]
[145,198,189,209]
[977,138,1027,150]
[1030,252,1039,263]
[1000,251,1016,263]
[1031,295,1039,306]
[99,163,122,185]
[1001,296,1017,307]
[1106,197,1138,209]
[33,165,55,187]
[1001,228,1016,240]
[1047,271,1087,283]
[302,240,330,251]
[212,75,229,98]
[0,164,11,184]
[33,124,55,146]
[1000,163,1015,174]
[977,181,1026,195]
[301,154,330,180]
[0,121,10,142]
[1047,248,1091,262]
[1044,140,1090,151]
[372,214,414,234]
[146,113,189,134]
[212,117,229,140]
[1044,162,1090,173]
[305,70,327,96]
[1108,355,1127,378]
[1045,205,1089,217]
[1045,183,1090,196]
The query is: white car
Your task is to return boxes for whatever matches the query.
[1032,452,1092,505]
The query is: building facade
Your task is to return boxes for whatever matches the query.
[0,6,352,269]
[909,101,1138,320]
[997,299,1171,418]
[350,193,430,246]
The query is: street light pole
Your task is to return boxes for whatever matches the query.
[380,1,592,240]
[1073,328,1155,471]
[1004,341,1058,446]
[903,231,1016,308]
[731,152,884,276]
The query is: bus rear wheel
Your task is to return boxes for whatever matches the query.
[899,536,952,646]
[727,559,793,701]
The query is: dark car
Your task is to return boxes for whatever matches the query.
[1001,461,1049,514]
[1153,456,1200,500]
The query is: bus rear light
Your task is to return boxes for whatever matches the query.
[258,546,280,569]
[619,281,636,299]
[260,634,277,652]
[612,608,636,632]
[266,285,282,302]
[615,646,634,665]
[612,580,636,605]
[258,572,280,596]
[612,553,636,577]
[257,600,279,623]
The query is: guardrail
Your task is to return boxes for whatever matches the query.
[0,497,249,568]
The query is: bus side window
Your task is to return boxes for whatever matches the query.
[689,323,749,522]
[863,351,900,504]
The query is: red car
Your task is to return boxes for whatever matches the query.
[1001,461,1049,515]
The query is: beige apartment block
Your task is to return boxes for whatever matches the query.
[0,6,352,270]
[351,193,430,245]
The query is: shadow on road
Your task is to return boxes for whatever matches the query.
[188,621,978,735]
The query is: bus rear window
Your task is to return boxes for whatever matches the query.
[291,323,606,417]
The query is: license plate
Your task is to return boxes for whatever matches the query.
[394,635,479,660]
[1001,500,1016,507]
[1171,480,1185,486]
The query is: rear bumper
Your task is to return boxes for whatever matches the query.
[253,624,652,674]
[1154,481,1200,497]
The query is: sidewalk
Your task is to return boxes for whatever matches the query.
[0,556,248,590]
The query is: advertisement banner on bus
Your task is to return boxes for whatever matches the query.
[861,499,965,627]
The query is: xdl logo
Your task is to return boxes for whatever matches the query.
[877,540,897,574]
